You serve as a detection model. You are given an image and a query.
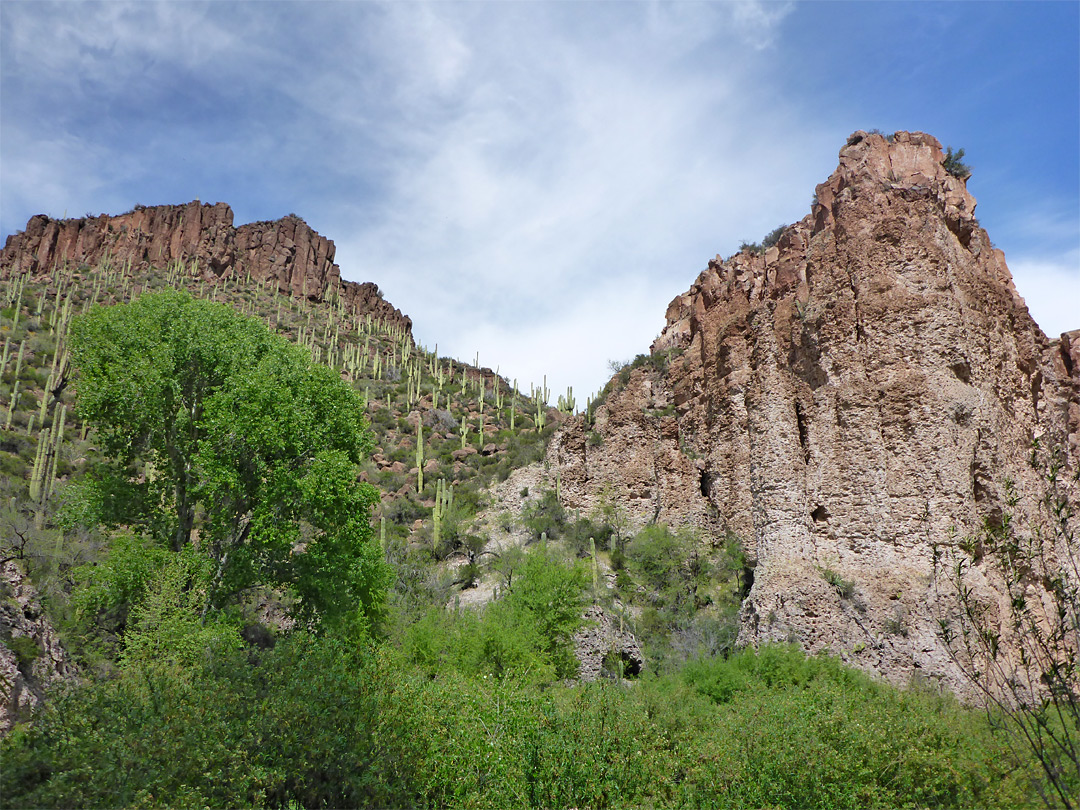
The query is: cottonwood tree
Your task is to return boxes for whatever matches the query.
[68,290,388,633]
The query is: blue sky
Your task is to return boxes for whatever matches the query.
[2,1,1077,402]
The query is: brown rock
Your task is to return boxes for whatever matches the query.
[0,203,412,335]
[540,131,1079,697]
[1,560,76,732]
[574,605,644,681]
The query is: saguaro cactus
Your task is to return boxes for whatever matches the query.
[5,380,20,429]
[591,537,599,591]
[416,421,425,493]
[433,477,452,551]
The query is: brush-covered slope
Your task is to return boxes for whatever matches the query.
[0,212,564,729]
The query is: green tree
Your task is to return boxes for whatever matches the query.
[943,146,972,179]
[68,290,388,632]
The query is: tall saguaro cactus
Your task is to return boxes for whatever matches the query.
[432,477,452,552]
[416,421,425,493]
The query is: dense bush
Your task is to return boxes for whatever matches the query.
[2,642,1036,809]
[520,489,567,542]
[622,524,743,670]
[943,146,972,179]
[400,545,587,683]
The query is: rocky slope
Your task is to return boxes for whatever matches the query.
[0,202,411,334]
[539,131,1079,695]
[1,560,75,733]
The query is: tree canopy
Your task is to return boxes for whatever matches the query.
[68,290,388,632]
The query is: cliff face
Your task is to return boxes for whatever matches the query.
[0,201,411,334]
[547,131,1080,694]
[1,560,75,733]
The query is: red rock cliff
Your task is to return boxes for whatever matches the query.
[545,131,1079,695]
[0,201,411,334]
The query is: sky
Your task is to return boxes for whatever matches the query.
[2,1,1077,403]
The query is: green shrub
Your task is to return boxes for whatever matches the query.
[943,146,972,179]
[521,489,567,542]
[4,635,40,672]
[400,546,586,684]
[819,566,855,599]
[761,224,787,249]
[0,640,1037,809]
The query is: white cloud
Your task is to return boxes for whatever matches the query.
[1009,250,1080,338]
[1,1,244,90]
[329,2,819,400]
[730,0,796,49]
[0,125,127,224]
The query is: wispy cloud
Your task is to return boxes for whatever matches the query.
[2,0,1075,401]
[1010,250,1080,338]
[328,2,820,398]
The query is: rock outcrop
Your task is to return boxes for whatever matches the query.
[574,605,644,681]
[546,131,1080,695]
[1,560,75,732]
[0,202,411,334]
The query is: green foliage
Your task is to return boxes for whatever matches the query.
[761,224,787,249]
[943,146,972,179]
[0,635,395,809]
[521,488,567,542]
[673,645,1030,809]
[68,291,388,632]
[820,565,856,599]
[621,524,743,669]
[2,641,1035,809]
[682,643,858,703]
[507,546,588,675]
[563,513,612,558]
[400,545,587,683]
[118,545,243,670]
[69,532,169,641]
[4,635,40,671]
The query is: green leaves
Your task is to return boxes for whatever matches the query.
[400,546,587,684]
[68,290,388,635]
[119,546,242,671]
[943,146,972,179]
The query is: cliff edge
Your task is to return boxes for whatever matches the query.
[1,202,411,334]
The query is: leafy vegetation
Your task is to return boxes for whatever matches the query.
[1,639,1037,809]
[0,255,1073,808]
[68,290,388,633]
[943,146,972,179]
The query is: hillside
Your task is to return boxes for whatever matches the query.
[0,206,568,727]
[0,132,1077,808]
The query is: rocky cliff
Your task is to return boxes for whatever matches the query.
[0,202,411,334]
[544,131,1080,695]
[1,560,75,733]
